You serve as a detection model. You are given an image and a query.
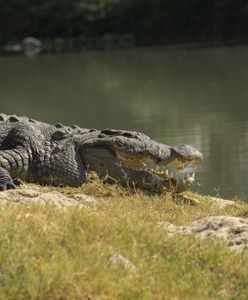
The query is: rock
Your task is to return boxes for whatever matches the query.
[178,216,248,251]
[71,193,96,203]
[174,193,236,208]
[30,191,84,207]
[157,222,178,234]
[160,216,248,251]
[208,197,236,209]
[107,253,137,273]
[0,184,96,207]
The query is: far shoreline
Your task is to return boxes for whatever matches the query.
[1,35,248,56]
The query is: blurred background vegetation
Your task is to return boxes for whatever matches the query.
[1,0,248,49]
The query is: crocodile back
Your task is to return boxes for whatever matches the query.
[0,113,53,149]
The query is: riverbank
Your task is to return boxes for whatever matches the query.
[2,36,248,56]
[0,34,136,55]
[0,182,248,299]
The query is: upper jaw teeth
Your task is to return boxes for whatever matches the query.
[118,155,197,181]
[146,162,197,182]
[148,167,174,179]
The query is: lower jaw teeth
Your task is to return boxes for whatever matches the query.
[175,172,196,192]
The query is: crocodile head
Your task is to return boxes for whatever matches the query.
[83,129,203,192]
[116,143,202,172]
[117,142,203,192]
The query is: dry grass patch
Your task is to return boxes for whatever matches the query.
[0,182,247,299]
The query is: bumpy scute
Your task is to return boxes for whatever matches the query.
[8,115,19,123]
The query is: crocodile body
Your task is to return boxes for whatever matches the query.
[0,114,203,192]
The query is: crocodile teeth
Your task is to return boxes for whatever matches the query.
[185,173,195,185]
[186,172,195,179]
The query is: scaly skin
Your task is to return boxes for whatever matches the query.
[0,113,203,192]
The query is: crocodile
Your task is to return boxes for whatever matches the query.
[0,113,203,192]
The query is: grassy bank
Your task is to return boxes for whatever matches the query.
[0,183,248,299]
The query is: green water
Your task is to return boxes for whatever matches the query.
[0,46,248,199]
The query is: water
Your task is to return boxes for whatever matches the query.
[0,46,248,200]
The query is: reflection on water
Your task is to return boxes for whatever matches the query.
[0,46,248,200]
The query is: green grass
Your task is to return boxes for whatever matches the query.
[0,182,248,299]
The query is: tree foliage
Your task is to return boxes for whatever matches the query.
[0,0,248,45]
